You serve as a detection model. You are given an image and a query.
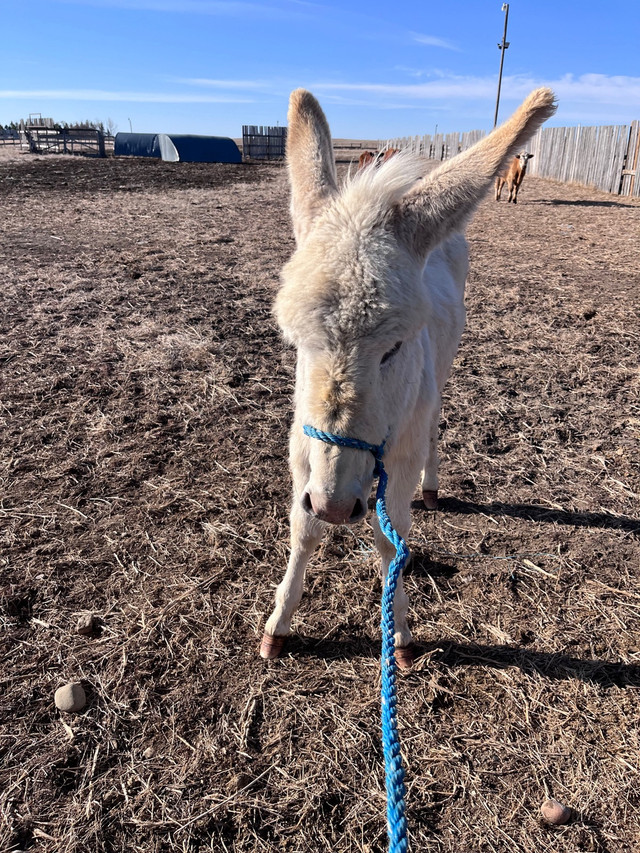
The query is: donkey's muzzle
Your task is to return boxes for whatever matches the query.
[302,492,367,525]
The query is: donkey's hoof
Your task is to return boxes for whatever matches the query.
[395,644,415,670]
[259,633,286,660]
[422,489,439,511]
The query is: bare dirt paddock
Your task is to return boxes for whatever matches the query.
[1,147,639,853]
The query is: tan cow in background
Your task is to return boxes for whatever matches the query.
[357,150,376,170]
[495,152,534,203]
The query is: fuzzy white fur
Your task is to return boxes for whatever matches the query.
[261,87,556,658]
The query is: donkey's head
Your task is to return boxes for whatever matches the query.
[277,88,556,525]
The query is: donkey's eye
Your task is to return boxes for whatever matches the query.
[381,341,402,365]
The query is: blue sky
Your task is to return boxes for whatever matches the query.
[3,0,639,139]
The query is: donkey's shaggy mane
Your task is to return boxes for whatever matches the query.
[276,152,429,348]
[339,150,425,220]
[325,149,427,248]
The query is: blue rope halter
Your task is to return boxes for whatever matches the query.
[303,424,409,853]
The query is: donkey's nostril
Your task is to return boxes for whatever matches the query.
[301,492,314,515]
[349,499,365,521]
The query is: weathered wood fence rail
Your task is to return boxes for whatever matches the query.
[242,125,287,160]
[384,120,640,198]
[0,129,21,145]
[527,122,639,196]
[384,129,486,162]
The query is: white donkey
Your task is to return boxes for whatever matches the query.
[261,88,556,666]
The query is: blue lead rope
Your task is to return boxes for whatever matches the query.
[303,424,409,853]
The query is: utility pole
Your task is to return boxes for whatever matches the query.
[493,3,510,128]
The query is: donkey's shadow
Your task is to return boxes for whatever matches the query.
[288,635,640,688]
[288,497,639,679]
[414,640,640,688]
[411,496,640,536]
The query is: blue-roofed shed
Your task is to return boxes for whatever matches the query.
[114,132,160,158]
[157,134,241,163]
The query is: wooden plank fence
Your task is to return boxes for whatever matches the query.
[384,129,487,162]
[384,120,640,198]
[527,123,635,196]
[242,125,287,160]
[620,121,640,196]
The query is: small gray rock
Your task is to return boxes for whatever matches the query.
[76,613,94,635]
[54,682,86,712]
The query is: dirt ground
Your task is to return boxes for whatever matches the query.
[1,145,639,853]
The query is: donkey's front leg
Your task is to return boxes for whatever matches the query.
[421,393,441,510]
[260,501,325,659]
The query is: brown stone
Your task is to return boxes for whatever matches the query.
[541,798,572,825]
[76,612,94,635]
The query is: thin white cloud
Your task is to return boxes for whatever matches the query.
[552,73,640,106]
[0,89,256,103]
[3,73,638,123]
[173,77,271,90]
[411,32,461,52]
[393,67,427,79]
[310,73,640,110]
[311,76,495,100]
[303,92,438,111]
[55,0,316,20]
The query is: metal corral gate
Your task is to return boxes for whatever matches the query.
[242,125,287,160]
[0,128,20,145]
[21,126,107,157]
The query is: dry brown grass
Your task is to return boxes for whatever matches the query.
[1,150,639,853]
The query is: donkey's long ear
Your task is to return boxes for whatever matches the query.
[286,89,338,244]
[394,88,556,257]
